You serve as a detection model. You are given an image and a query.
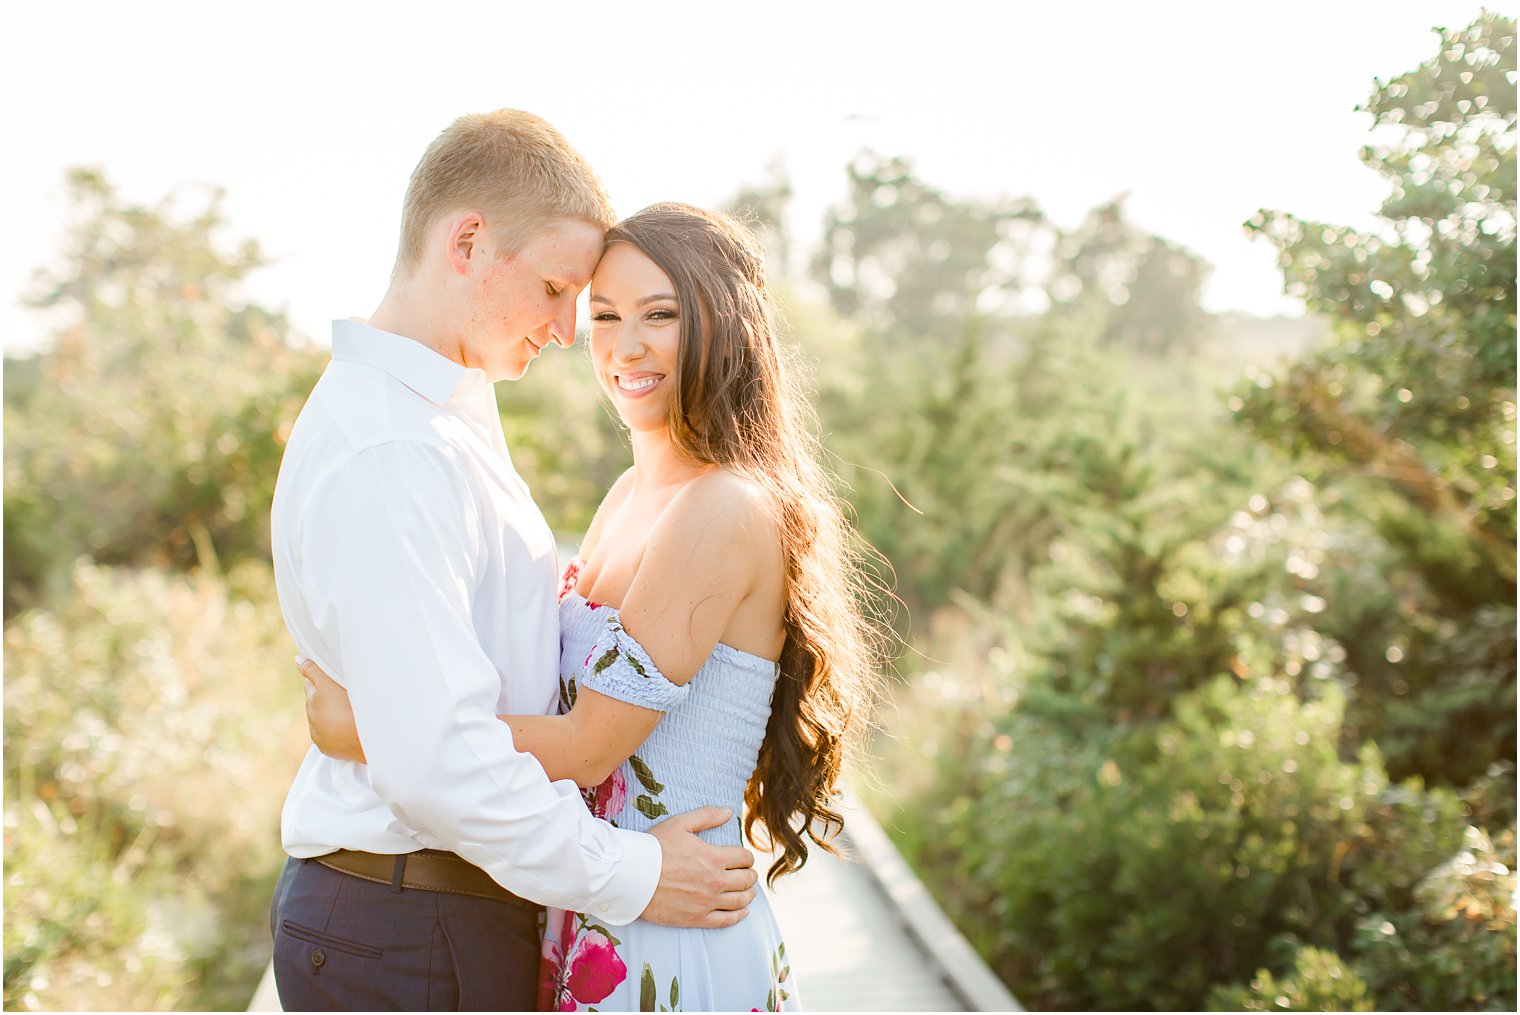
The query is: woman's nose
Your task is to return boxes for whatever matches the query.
[613,322,647,362]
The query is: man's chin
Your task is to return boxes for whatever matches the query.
[492,360,531,384]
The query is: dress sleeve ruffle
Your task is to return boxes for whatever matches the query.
[580,614,690,712]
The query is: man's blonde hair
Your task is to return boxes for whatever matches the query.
[395,109,616,275]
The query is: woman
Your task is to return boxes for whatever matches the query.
[301,202,886,1011]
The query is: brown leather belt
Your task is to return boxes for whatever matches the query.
[314,848,540,910]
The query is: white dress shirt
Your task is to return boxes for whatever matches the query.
[271,318,660,925]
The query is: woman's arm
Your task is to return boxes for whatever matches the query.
[502,695,660,786]
[300,472,780,785]
[300,654,369,763]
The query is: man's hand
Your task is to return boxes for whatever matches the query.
[296,655,367,764]
[642,806,758,928]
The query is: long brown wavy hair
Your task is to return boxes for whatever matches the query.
[604,203,890,883]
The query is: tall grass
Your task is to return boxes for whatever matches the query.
[4,560,307,1011]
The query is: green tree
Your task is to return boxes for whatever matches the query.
[1047,196,1214,355]
[860,16,1515,1013]
[722,155,795,280]
[1238,11,1517,790]
[810,152,1044,339]
[3,168,323,614]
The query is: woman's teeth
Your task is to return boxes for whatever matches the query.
[618,375,660,392]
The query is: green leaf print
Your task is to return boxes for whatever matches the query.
[578,915,621,947]
[669,975,679,1010]
[764,941,790,1006]
[559,676,577,713]
[635,794,669,820]
[591,646,620,676]
[629,754,665,794]
[627,653,649,678]
[640,963,656,1012]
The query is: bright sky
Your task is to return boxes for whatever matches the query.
[0,0,1504,353]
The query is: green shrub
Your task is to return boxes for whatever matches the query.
[4,795,192,1011]
[1350,824,1518,1011]
[1208,946,1374,1012]
[3,561,308,1011]
[871,665,1501,1011]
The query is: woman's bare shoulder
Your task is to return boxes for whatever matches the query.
[675,468,776,532]
[649,469,781,576]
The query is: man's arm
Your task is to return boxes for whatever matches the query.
[299,440,664,923]
[300,468,780,790]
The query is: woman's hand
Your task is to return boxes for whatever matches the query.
[296,655,367,764]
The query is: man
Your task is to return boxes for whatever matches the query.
[268,109,756,1011]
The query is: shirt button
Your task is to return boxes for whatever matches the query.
[598,904,610,913]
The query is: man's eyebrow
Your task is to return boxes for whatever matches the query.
[546,262,590,281]
[588,293,678,307]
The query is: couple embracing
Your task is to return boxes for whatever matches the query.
[268,109,884,1011]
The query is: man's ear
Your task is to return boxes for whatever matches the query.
[445,212,486,276]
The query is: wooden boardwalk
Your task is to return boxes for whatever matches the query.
[249,792,1018,1012]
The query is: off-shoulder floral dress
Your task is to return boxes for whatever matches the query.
[538,561,800,1012]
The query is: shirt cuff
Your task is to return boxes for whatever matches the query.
[585,828,663,927]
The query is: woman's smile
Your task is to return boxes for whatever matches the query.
[614,371,665,397]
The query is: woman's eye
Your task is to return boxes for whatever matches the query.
[591,312,619,323]
[647,309,677,321]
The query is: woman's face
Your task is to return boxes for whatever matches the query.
[588,242,684,434]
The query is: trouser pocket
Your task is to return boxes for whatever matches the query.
[273,917,395,1011]
[279,919,384,962]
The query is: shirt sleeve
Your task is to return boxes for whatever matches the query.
[299,440,660,925]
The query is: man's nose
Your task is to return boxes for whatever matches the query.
[548,303,577,349]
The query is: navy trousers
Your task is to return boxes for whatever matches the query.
[269,856,543,1011]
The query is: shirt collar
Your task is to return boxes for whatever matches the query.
[330,318,482,406]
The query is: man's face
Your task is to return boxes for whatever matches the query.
[460,218,604,382]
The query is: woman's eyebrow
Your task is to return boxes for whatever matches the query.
[589,292,678,307]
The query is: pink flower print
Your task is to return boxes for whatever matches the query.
[537,943,563,1011]
[558,559,583,604]
[582,767,627,822]
[564,927,627,1005]
[538,911,578,1010]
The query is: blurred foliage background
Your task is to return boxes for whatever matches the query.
[4,12,1514,1012]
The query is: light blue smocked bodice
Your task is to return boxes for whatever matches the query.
[558,591,780,847]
